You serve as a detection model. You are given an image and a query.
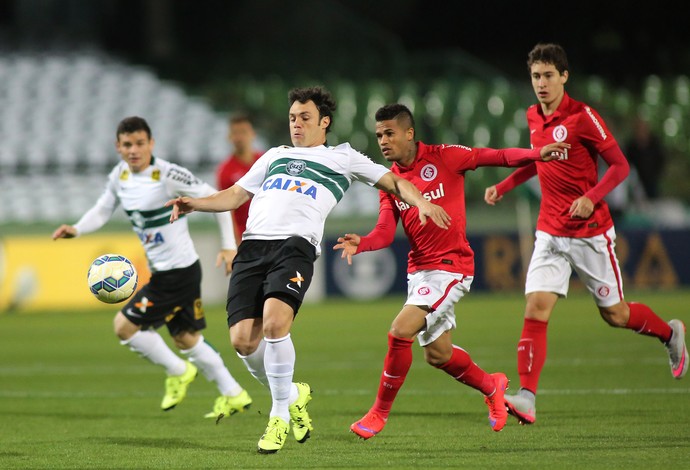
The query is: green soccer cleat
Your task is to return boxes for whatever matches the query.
[257,417,290,454]
[289,382,313,443]
[161,361,198,411]
[204,389,253,422]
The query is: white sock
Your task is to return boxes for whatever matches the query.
[264,334,295,423]
[181,335,242,396]
[238,338,270,389]
[122,330,186,376]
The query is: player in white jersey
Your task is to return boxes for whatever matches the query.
[166,86,451,454]
[52,116,253,420]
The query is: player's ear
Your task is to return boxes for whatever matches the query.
[561,70,569,85]
[320,115,331,130]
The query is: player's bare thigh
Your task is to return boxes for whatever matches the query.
[524,291,559,322]
[230,317,265,356]
[390,304,428,339]
[423,330,453,366]
[113,310,140,340]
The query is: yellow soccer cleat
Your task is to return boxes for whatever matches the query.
[289,382,313,443]
[257,417,289,454]
[161,361,198,411]
[204,389,253,422]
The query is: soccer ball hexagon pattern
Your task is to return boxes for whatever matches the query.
[87,254,138,304]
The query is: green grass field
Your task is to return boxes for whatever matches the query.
[1,290,689,469]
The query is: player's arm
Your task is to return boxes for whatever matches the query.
[569,144,630,219]
[484,164,539,205]
[52,185,118,240]
[333,192,398,265]
[475,142,570,167]
[166,184,252,222]
[374,172,450,229]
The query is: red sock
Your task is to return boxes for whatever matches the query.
[517,318,548,394]
[371,333,414,418]
[438,345,494,395]
[626,302,672,342]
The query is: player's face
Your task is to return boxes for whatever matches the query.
[289,100,329,147]
[530,61,568,110]
[116,130,154,173]
[229,121,255,153]
[375,119,415,166]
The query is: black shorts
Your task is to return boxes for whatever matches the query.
[226,236,317,327]
[122,260,206,336]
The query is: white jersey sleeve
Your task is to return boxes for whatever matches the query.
[73,167,120,235]
[343,144,390,186]
[162,163,237,250]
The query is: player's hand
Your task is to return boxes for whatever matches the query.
[484,185,502,205]
[568,195,594,219]
[417,201,451,229]
[165,197,197,222]
[52,224,77,240]
[333,233,361,265]
[540,142,571,161]
[216,249,236,276]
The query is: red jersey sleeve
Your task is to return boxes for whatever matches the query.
[585,144,630,204]
[356,190,399,253]
[474,147,542,167]
[495,163,538,196]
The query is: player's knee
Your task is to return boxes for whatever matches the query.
[599,307,628,327]
[423,347,451,367]
[113,311,137,340]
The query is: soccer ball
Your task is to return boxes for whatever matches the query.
[87,254,138,304]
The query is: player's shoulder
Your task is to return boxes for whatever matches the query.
[433,142,473,157]
[158,158,204,185]
[107,161,130,183]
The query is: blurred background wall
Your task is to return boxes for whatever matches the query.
[1,0,689,310]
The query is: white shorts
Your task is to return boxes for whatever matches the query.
[405,270,473,347]
[525,228,624,307]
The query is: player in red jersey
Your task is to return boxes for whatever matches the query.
[216,113,263,242]
[333,103,569,438]
[484,43,688,425]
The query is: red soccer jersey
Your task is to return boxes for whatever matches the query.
[358,142,544,275]
[216,152,262,240]
[525,93,619,237]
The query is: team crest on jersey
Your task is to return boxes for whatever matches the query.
[130,211,146,228]
[420,164,437,182]
[552,125,568,142]
[120,169,130,180]
[286,160,307,176]
[152,169,160,181]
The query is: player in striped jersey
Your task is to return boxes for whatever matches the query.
[52,116,252,420]
[166,86,451,453]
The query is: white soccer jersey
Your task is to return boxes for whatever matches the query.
[237,143,390,254]
[74,157,236,272]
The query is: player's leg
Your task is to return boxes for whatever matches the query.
[174,330,252,420]
[426,333,508,432]
[350,305,423,439]
[114,273,196,411]
[575,228,688,379]
[115,311,187,376]
[506,231,569,424]
[258,237,316,453]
